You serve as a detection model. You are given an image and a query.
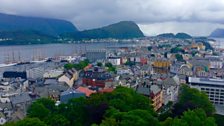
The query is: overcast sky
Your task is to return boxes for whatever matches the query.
[0,0,224,36]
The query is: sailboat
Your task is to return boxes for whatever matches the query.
[31,48,47,63]
[0,51,17,68]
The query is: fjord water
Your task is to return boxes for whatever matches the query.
[0,42,137,64]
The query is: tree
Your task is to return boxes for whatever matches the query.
[45,114,70,126]
[125,61,135,66]
[97,62,103,67]
[16,118,47,126]
[175,54,183,61]
[170,47,184,53]
[161,109,217,126]
[213,114,224,126]
[64,59,89,70]
[64,63,74,69]
[27,102,50,120]
[105,62,113,68]
[172,85,215,116]
[101,109,159,126]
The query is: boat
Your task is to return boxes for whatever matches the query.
[30,59,48,63]
[0,63,17,68]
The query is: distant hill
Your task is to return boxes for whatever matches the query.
[157,33,175,38]
[157,33,192,39]
[63,21,144,39]
[210,28,224,38]
[0,13,77,37]
[0,31,57,45]
[0,13,144,44]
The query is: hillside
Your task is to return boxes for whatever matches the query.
[157,33,175,38]
[63,21,145,39]
[157,33,192,39]
[0,13,77,37]
[0,31,57,45]
[210,28,224,38]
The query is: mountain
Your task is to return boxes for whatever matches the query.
[175,33,192,39]
[210,28,224,38]
[157,33,175,38]
[0,30,57,45]
[157,33,192,39]
[63,21,144,39]
[0,13,77,36]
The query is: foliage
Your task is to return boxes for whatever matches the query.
[170,47,185,53]
[172,85,215,116]
[213,114,224,126]
[11,87,154,126]
[175,54,184,61]
[64,59,89,70]
[105,62,113,68]
[124,61,135,66]
[101,109,159,126]
[97,62,103,67]
[161,109,217,126]
[105,62,116,73]
[5,118,47,126]
[7,86,218,126]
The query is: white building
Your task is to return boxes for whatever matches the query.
[210,61,223,69]
[43,70,64,78]
[26,67,45,79]
[188,77,224,105]
[108,57,121,66]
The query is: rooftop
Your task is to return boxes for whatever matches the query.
[188,77,224,86]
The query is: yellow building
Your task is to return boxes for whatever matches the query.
[153,60,171,68]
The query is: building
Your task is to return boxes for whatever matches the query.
[152,60,171,69]
[60,88,85,103]
[82,70,112,88]
[43,70,64,78]
[162,76,180,105]
[3,71,27,79]
[86,50,107,62]
[58,68,78,87]
[136,84,163,111]
[26,67,45,79]
[76,86,96,97]
[187,77,224,105]
[108,57,121,66]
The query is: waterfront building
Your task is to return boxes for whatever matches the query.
[86,50,107,62]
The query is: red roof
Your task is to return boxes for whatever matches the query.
[76,86,95,97]
[98,88,114,93]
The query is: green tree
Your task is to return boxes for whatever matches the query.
[27,102,50,120]
[45,114,70,126]
[105,62,113,68]
[102,109,159,126]
[16,118,47,126]
[175,54,183,61]
[64,63,74,69]
[213,114,224,126]
[97,62,103,67]
[162,109,217,126]
[172,85,215,116]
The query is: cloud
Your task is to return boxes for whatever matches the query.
[0,0,224,36]
[139,22,224,36]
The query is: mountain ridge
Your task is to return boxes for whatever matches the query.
[0,13,78,37]
[157,32,192,39]
[62,21,145,39]
[210,28,224,38]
